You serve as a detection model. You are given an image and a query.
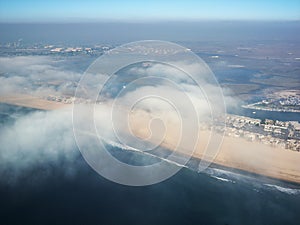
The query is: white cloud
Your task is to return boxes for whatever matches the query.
[0,56,240,185]
[0,108,79,184]
[0,56,81,96]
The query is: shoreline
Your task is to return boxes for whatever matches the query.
[242,104,300,113]
[0,94,66,110]
[128,108,300,184]
[179,132,300,184]
[1,95,300,184]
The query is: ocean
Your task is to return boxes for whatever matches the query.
[0,103,300,225]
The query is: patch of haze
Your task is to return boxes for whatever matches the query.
[0,108,79,185]
[124,62,239,119]
[0,54,260,186]
[0,56,81,96]
[0,103,123,186]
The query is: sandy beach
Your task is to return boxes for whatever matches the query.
[0,94,66,110]
[128,108,300,184]
[1,95,299,184]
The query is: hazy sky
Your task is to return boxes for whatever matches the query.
[0,0,299,22]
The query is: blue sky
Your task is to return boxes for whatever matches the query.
[0,0,299,22]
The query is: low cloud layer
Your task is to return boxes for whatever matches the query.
[0,55,242,185]
[0,56,81,96]
[0,108,80,185]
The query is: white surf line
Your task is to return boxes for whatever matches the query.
[210,175,235,183]
[75,129,188,168]
[264,184,300,195]
[206,167,253,181]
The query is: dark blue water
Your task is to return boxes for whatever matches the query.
[0,104,300,225]
[241,108,300,122]
[1,155,300,225]
[230,107,300,122]
[214,68,260,84]
[211,65,300,122]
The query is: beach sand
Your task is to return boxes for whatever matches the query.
[0,94,66,110]
[128,108,300,184]
[1,95,299,184]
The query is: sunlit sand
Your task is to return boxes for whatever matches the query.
[1,94,300,184]
[0,94,66,110]
[128,108,300,184]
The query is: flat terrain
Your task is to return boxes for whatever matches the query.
[128,108,300,184]
[0,94,66,110]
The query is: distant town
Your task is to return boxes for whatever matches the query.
[1,41,300,153]
[242,91,300,113]
[0,41,112,57]
[222,114,300,152]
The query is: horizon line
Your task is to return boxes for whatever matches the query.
[1,19,300,24]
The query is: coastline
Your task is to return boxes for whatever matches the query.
[1,95,300,184]
[242,104,300,113]
[128,108,300,184]
[167,131,300,184]
[0,94,66,110]
[205,134,300,184]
